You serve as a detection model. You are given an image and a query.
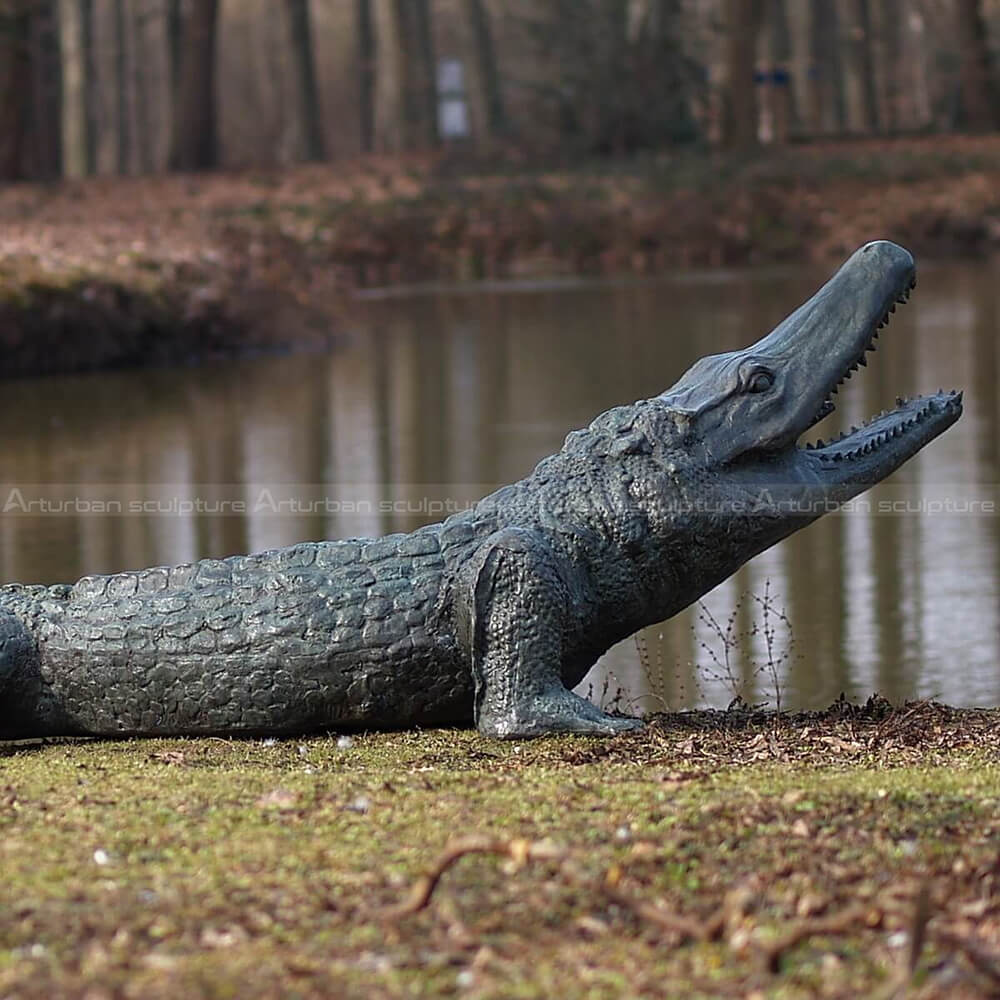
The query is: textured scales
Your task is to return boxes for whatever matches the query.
[0,242,963,740]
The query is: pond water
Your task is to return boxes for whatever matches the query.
[1,259,997,712]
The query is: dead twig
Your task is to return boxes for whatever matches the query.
[934,928,1000,986]
[871,699,933,749]
[908,881,932,974]
[758,904,876,973]
[384,836,565,920]
[602,878,758,944]
[602,879,715,943]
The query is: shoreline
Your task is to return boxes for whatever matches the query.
[2,135,999,377]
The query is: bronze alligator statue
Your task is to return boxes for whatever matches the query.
[0,241,962,739]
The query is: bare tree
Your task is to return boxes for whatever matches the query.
[840,0,879,133]
[373,0,439,151]
[357,0,376,153]
[520,0,698,153]
[114,0,129,172]
[762,0,798,141]
[81,0,96,172]
[58,0,87,177]
[285,0,325,161]
[809,0,846,134]
[130,0,152,172]
[0,0,33,180]
[722,0,764,149]
[404,0,439,148]
[27,1,62,178]
[464,0,507,138]
[166,0,181,96]
[876,0,903,132]
[954,0,999,131]
[169,0,220,171]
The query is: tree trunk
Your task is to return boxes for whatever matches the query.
[285,0,325,161]
[810,0,846,134]
[464,0,507,138]
[113,0,129,173]
[391,0,419,147]
[763,0,798,141]
[131,0,152,172]
[857,0,879,131]
[722,0,764,149]
[357,0,376,153]
[28,0,62,179]
[839,0,879,133]
[408,0,439,147]
[57,0,86,177]
[80,0,95,172]
[876,0,903,132]
[166,0,181,96]
[0,0,32,180]
[169,0,220,171]
[376,0,438,150]
[954,0,999,131]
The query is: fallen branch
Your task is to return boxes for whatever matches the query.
[758,905,876,973]
[602,880,715,943]
[384,836,565,920]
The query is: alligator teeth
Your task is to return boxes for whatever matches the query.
[857,356,867,367]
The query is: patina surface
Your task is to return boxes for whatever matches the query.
[0,241,962,740]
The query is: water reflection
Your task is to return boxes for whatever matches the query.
[0,261,997,710]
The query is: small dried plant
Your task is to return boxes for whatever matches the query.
[697,579,794,712]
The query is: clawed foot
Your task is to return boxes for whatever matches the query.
[478,688,643,740]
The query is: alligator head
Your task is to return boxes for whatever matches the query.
[657,240,962,514]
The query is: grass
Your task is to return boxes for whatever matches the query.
[2,699,999,999]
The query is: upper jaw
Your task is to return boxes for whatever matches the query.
[803,268,916,433]
[752,240,919,447]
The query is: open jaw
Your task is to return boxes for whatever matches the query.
[799,275,962,475]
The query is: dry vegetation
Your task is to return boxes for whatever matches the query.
[2,134,1000,375]
[2,698,1000,999]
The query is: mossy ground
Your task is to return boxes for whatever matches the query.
[2,700,999,999]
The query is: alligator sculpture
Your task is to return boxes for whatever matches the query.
[0,241,962,740]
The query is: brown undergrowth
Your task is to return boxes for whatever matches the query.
[1,135,1000,375]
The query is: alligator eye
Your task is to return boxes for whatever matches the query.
[746,371,774,393]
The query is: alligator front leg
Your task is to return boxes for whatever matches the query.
[467,528,642,739]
